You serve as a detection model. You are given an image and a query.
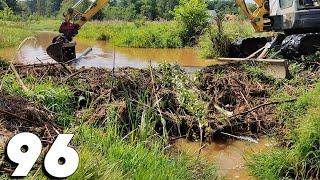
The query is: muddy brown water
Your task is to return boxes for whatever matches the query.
[0,32,217,68]
[175,138,276,180]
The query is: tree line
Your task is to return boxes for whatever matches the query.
[0,0,253,21]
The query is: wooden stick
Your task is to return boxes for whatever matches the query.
[246,46,266,59]
[9,63,29,92]
[221,132,259,143]
[231,98,297,118]
[0,108,37,125]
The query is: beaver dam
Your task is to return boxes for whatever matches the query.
[0,60,320,179]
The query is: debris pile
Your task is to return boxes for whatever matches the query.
[2,63,286,139]
[200,64,278,138]
[0,91,60,174]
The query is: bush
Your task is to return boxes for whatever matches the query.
[198,18,231,58]
[173,0,209,46]
[0,7,20,21]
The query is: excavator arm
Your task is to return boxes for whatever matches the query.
[235,0,270,32]
[64,0,109,28]
[47,0,108,62]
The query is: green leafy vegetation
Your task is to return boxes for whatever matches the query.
[79,21,183,48]
[247,83,320,179]
[198,20,257,58]
[173,0,209,46]
[0,21,33,48]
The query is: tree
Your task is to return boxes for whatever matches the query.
[156,0,179,20]
[4,0,20,13]
[0,0,8,10]
[173,0,209,46]
[141,0,157,20]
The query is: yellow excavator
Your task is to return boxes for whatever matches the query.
[232,0,320,58]
[47,0,320,62]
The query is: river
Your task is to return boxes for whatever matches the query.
[0,32,217,68]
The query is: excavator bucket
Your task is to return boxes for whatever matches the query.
[46,41,76,62]
[46,42,64,62]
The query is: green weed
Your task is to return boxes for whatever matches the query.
[1,74,75,126]
[243,63,276,84]
[78,21,183,48]
[0,21,33,48]
[248,83,320,179]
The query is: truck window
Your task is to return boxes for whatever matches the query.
[280,0,294,8]
[299,0,320,7]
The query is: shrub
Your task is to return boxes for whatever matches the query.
[198,18,231,58]
[0,7,20,21]
[173,0,209,46]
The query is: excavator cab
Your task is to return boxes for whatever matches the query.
[269,0,320,33]
[233,0,320,58]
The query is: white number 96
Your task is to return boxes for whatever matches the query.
[6,133,79,178]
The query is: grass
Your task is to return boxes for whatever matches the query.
[198,20,268,58]
[0,21,33,48]
[67,124,216,180]
[1,74,75,126]
[27,19,60,32]
[78,21,184,48]
[247,83,320,179]
[0,19,258,55]
[0,20,59,48]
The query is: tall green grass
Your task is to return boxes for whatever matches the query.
[0,21,33,48]
[247,83,320,179]
[198,20,266,58]
[69,124,216,180]
[78,21,184,48]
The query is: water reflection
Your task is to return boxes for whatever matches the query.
[0,32,217,68]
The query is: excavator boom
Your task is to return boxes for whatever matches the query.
[235,0,269,32]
